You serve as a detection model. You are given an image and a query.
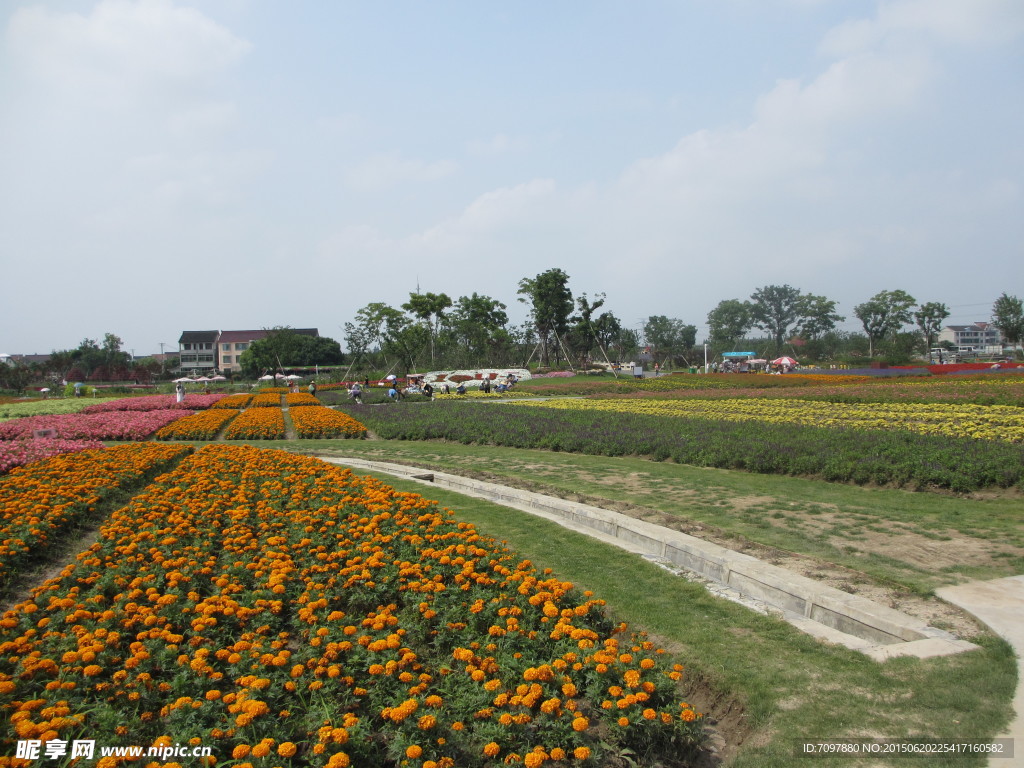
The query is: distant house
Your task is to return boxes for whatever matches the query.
[217,328,319,374]
[937,322,1003,353]
[178,331,220,375]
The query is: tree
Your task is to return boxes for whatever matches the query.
[446,293,511,366]
[402,291,452,364]
[239,328,343,378]
[643,316,697,367]
[992,293,1024,356]
[517,269,574,366]
[749,285,804,353]
[707,300,753,349]
[913,302,950,359]
[854,290,916,358]
[566,293,607,366]
[798,295,844,340]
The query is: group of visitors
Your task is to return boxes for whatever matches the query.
[343,371,520,403]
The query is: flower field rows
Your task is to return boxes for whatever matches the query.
[251,393,286,408]
[0,411,191,442]
[0,438,105,475]
[289,407,367,439]
[0,443,192,585]
[338,402,1024,491]
[211,394,254,410]
[285,393,320,408]
[155,410,241,441]
[511,398,1024,443]
[222,407,287,440]
[81,394,227,413]
[0,445,703,766]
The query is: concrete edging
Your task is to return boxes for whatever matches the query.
[322,457,979,661]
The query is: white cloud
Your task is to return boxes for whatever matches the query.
[6,0,250,97]
[467,133,528,157]
[345,152,457,191]
[821,0,1024,57]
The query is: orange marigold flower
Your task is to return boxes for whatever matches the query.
[406,745,423,759]
[277,742,297,758]
[573,747,590,759]
[571,716,589,732]
[483,742,501,757]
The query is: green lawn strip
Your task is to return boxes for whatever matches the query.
[289,439,1024,594]
[337,466,1017,768]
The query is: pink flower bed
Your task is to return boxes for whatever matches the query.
[533,371,576,378]
[0,411,191,441]
[0,438,106,475]
[81,394,228,413]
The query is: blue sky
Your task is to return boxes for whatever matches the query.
[1,0,1021,357]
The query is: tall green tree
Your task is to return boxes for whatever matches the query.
[913,302,950,359]
[643,316,697,367]
[402,291,452,364]
[566,293,607,366]
[798,295,844,340]
[991,293,1024,356]
[446,293,510,366]
[517,269,574,366]
[854,290,916,358]
[239,328,344,378]
[707,299,753,350]
[749,285,804,353]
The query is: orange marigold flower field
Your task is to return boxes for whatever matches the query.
[289,406,367,439]
[0,443,192,587]
[0,445,702,766]
[221,407,286,440]
[155,409,240,441]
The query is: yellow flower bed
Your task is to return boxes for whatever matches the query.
[210,394,253,409]
[285,392,320,407]
[250,393,285,408]
[0,443,191,584]
[155,409,240,440]
[222,406,286,440]
[510,397,1024,442]
[290,406,367,438]
[0,445,702,764]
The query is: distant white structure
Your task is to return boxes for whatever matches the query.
[938,322,1004,354]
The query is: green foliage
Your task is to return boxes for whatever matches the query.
[238,328,344,377]
[707,299,753,350]
[749,284,804,353]
[642,316,697,367]
[992,292,1024,350]
[854,289,916,357]
[518,268,574,366]
[338,402,1024,492]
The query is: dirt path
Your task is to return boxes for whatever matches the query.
[281,395,298,440]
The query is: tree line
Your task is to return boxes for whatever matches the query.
[2,278,1022,392]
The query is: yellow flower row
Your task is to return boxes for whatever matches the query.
[0,443,192,584]
[222,407,286,440]
[510,397,1024,442]
[210,394,253,409]
[155,409,240,440]
[250,393,284,408]
[0,445,701,765]
[290,406,367,438]
[284,393,320,407]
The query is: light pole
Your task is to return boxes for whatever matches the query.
[159,342,175,375]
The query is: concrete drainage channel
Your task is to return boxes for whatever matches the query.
[321,457,979,662]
